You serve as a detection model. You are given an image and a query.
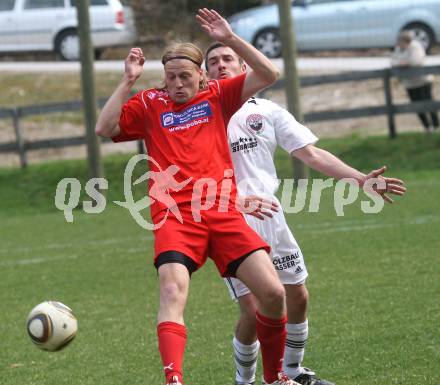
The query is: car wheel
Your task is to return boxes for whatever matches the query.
[56,30,80,61]
[253,28,282,58]
[403,23,434,53]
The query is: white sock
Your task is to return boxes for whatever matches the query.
[233,336,260,384]
[283,320,308,379]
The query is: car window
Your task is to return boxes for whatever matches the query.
[24,0,64,9]
[0,0,15,11]
[70,0,108,6]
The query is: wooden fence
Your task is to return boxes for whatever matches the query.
[260,64,440,139]
[1,65,439,168]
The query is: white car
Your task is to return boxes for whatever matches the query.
[0,0,137,60]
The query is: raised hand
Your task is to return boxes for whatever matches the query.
[124,47,145,81]
[362,166,407,203]
[196,8,234,43]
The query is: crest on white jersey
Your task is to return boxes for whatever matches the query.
[246,114,264,134]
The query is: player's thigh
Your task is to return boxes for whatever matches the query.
[235,248,284,303]
[246,210,309,286]
[208,209,269,276]
[154,207,209,270]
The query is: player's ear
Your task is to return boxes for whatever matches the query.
[199,68,207,89]
[241,62,247,73]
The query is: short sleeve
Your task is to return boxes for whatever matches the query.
[407,41,425,66]
[112,92,148,142]
[217,73,247,123]
[272,102,318,153]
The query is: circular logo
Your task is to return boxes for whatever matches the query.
[246,114,264,133]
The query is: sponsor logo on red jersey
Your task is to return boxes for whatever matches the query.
[160,101,212,132]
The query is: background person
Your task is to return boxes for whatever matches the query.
[95,8,300,385]
[205,41,407,385]
[391,31,439,133]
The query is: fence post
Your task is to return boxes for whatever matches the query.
[12,108,27,168]
[277,0,308,182]
[383,69,396,138]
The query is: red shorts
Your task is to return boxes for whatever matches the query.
[153,202,270,277]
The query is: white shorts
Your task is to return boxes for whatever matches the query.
[224,200,308,300]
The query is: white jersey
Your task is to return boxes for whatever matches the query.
[228,97,318,197]
[223,98,318,300]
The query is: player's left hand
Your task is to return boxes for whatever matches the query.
[362,166,407,203]
[196,8,234,43]
[237,195,279,220]
[124,47,145,82]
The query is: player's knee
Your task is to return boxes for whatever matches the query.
[261,283,285,311]
[160,281,187,305]
[237,294,258,326]
[295,286,308,308]
[239,293,257,313]
[286,285,308,313]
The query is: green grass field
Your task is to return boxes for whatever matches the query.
[1,133,439,385]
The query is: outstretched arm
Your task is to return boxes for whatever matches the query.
[95,48,145,138]
[196,8,279,101]
[293,145,406,203]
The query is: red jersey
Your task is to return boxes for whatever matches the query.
[113,73,246,218]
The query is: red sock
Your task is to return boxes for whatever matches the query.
[256,311,287,383]
[157,322,187,384]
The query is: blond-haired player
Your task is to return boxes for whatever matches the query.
[96,9,304,385]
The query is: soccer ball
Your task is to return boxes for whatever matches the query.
[26,301,78,352]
